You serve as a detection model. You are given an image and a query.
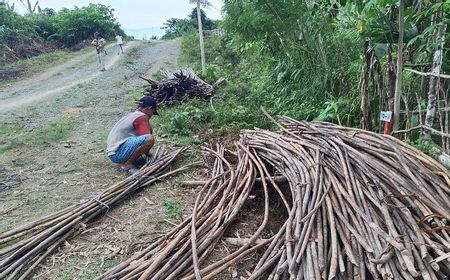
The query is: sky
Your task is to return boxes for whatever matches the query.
[10,0,224,29]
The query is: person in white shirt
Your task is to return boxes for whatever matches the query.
[115,33,124,55]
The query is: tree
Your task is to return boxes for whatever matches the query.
[189,0,211,72]
[161,8,218,40]
[424,0,447,142]
[161,18,193,39]
[51,4,121,46]
[393,0,405,131]
[41,7,55,16]
[189,7,216,30]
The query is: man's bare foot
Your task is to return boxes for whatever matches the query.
[121,165,139,175]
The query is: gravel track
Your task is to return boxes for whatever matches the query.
[0,40,174,113]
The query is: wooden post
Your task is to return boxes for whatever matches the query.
[196,1,206,72]
[385,45,396,134]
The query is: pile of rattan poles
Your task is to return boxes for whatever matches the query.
[99,144,262,279]
[0,147,196,280]
[99,117,450,280]
[245,117,450,280]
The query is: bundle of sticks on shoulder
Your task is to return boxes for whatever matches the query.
[139,68,214,105]
[100,115,450,280]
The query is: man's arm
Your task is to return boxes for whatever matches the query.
[133,116,155,157]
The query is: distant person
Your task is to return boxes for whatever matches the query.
[107,96,159,175]
[115,33,124,55]
[91,32,106,71]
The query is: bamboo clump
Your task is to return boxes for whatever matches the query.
[0,147,196,279]
[100,116,450,280]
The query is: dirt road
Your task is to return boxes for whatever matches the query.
[0,41,139,112]
[0,39,199,279]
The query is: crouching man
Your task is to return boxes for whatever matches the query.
[107,96,158,174]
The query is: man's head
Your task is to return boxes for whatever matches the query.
[138,96,159,117]
[94,32,100,39]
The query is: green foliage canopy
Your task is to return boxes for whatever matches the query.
[161,8,218,39]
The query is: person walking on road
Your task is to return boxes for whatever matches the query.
[115,32,124,55]
[107,96,159,174]
[91,32,107,71]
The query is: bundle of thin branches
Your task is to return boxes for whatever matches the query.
[100,116,450,280]
[139,68,213,105]
[0,147,196,280]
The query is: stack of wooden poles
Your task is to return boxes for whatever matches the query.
[0,147,194,280]
[99,117,450,280]
[140,68,214,105]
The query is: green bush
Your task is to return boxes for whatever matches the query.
[50,4,122,47]
[406,138,440,158]
[155,100,213,137]
[199,64,220,84]
[313,96,361,126]
[0,3,124,63]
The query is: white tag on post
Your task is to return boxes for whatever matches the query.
[380,111,392,122]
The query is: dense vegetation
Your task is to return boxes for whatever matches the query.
[0,2,125,64]
[161,0,449,153]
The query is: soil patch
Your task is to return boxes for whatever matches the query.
[0,165,23,192]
